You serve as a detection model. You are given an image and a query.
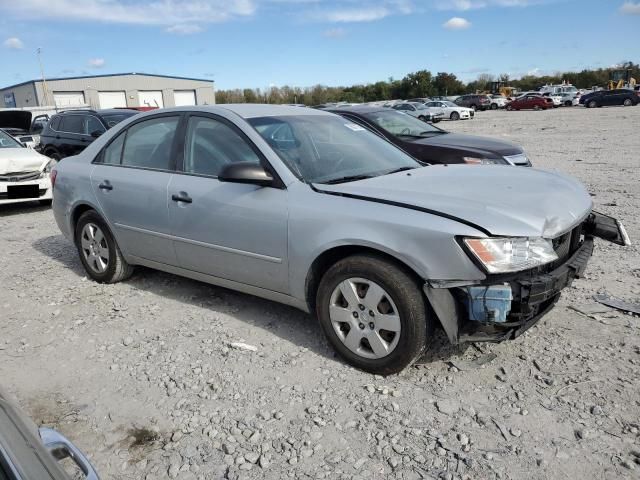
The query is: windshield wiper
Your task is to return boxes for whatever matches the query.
[384,166,418,175]
[420,130,446,135]
[323,174,376,185]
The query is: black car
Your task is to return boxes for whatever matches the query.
[38,109,138,160]
[579,89,639,108]
[328,105,531,166]
[0,387,99,479]
[453,94,492,111]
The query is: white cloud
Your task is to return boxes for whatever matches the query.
[323,7,391,22]
[166,24,204,34]
[435,0,551,10]
[88,58,105,68]
[443,16,471,29]
[0,0,256,26]
[3,37,24,49]
[323,27,347,38]
[620,1,640,14]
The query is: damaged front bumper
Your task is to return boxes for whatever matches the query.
[424,212,630,344]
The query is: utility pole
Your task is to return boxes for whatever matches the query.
[36,47,51,107]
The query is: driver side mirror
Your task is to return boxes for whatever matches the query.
[218,162,275,187]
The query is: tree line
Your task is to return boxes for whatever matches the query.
[215,61,639,105]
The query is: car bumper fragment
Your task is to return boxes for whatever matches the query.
[425,210,630,345]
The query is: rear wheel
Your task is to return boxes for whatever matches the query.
[623,98,632,107]
[533,105,541,111]
[564,101,572,107]
[450,111,460,121]
[316,254,431,374]
[75,210,134,283]
[418,115,426,121]
[491,103,498,110]
[588,100,597,108]
[506,105,513,111]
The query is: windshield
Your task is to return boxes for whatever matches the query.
[414,104,427,110]
[363,109,443,137]
[101,112,137,128]
[0,130,22,148]
[248,115,421,184]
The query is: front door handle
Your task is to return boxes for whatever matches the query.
[98,181,113,191]
[171,192,192,204]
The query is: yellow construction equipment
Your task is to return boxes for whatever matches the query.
[608,69,637,90]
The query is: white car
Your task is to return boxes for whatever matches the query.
[489,95,509,110]
[554,92,579,107]
[0,129,55,206]
[392,102,445,123]
[546,94,563,107]
[425,101,474,121]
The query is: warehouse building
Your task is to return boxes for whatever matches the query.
[1,72,215,109]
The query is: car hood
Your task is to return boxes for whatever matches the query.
[413,133,522,156]
[0,110,31,132]
[0,148,49,174]
[315,165,592,238]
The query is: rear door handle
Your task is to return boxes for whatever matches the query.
[98,181,113,191]
[171,192,192,204]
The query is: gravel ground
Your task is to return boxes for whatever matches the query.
[1,106,639,480]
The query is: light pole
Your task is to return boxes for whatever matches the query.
[36,47,52,107]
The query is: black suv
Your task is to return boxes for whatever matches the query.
[38,109,138,160]
[454,94,492,111]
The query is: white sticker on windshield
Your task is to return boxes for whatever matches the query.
[344,123,366,132]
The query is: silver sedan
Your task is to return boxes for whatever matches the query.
[51,105,628,373]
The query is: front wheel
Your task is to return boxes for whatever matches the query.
[491,103,498,110]
[506,105,513,111]
[623,98,632,107]
[316,254,431,374]
[588,100,597,108]
[565,101,572,107]
[533,105,541,111]
[75,210,134,283]
[450,111,460,121]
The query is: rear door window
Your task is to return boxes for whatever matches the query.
[121,116,180,170]
[60,115,85,134]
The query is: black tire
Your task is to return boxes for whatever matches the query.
[46,149,61,161]
[75,210,134,283]
[623,98,632,107]
[506,105,513,111]
[450,111,460,121]
[564,101,572,107]
[316,254,431,375]
[418,115,426,121]
[491,103,498,110]
[433,119,441,123]
[533,105,541,111]
[588,100,597,109]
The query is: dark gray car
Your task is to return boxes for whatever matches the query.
[50,105,629,373]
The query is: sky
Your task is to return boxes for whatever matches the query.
[0,0,638,90]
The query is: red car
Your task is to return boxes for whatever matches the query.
[506,94,554,111]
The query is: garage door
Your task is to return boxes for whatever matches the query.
[53,92,85,108]
[138,91,164,108]
[98,91,127,109]
[174,90,196,106]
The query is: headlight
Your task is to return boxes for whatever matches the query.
[40,159,58,178]
[463,237,558,273]
[462,156,508,165]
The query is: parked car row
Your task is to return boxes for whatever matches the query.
[48,104,629,374]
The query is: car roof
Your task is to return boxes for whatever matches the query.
[212,104,332,118]
[325,105,387,115]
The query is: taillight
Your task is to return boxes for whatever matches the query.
[50,168,57,189]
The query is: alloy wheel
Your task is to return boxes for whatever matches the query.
[328,278,401,359]
[80,223,110,273]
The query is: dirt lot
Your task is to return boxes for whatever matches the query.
[1,106,639,480]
